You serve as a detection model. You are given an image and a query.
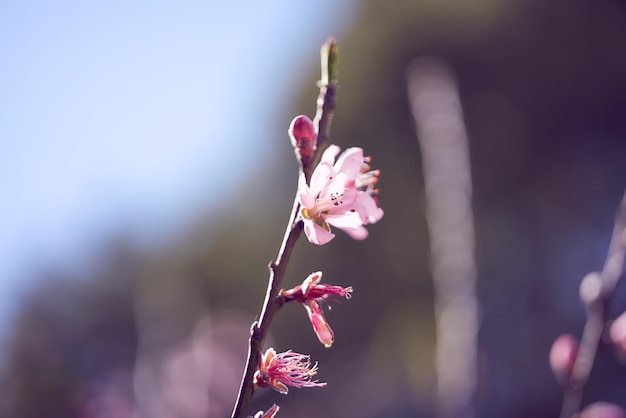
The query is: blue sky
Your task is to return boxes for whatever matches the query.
[0,1,357,328]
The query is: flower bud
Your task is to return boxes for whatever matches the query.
[578,402,625,418]
[610,311,626,361]
[549,333,579,383]
[253,348,326,394]
[288,115,317,165]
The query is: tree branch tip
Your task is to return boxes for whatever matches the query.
[320,38,339,84]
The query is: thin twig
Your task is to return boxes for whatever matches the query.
[229,38,339,418]
[230,198,303,418]
[560,189,626,418]
[312,79,338,151]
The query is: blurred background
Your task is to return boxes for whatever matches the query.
[2,1,626,417]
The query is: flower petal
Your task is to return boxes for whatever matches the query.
[305,300,335,347]
[303,219,335,245]
[309,162,335,196]
[321,144,341,164]
[325,210,364,230]
[334,147,364,180]
[261,347,277,367]
[297,173,315,209]
[302,271,322,296]
[350,192,384,224]
[342,225,369,241]
[253,405,280,418]
[271,381,289,395]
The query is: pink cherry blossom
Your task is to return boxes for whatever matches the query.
[297,144,383,245]
[253,348,326,394]
[281,271,353,348]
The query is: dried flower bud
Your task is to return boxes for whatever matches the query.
[281,271,353,348]
[288,115,317,165]
[578,402,625,418]
[253,348,326,394]
[250,404,280,418]
[549,333,579,383]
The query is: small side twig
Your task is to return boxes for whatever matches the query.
[230,198,303,418]
[560,189,626,418]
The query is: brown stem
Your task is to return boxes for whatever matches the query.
[312,79,338,151]
[230,197,303,418]
[559,189,626,418]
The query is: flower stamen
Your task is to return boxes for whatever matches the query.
[253,348,326,394]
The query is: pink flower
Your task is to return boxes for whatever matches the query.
[281,271,353,348]
[253,348,326,394]
[298,144,383,245]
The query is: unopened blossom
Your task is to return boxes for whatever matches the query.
[298,144,383,245]
[288,115,316,164]
[281,271,353,348]
[253,348,326,394]
[549,333,578,383]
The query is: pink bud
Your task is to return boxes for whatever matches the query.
[610,312,626,363]
[579,402,625,418]
[288,115,316,163]
[549,333,579,383]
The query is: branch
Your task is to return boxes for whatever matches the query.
[229,38,339,418]
[560,189,626,418]
[230,198,303,418]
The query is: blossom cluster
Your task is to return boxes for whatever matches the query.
[250,113,383,416]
